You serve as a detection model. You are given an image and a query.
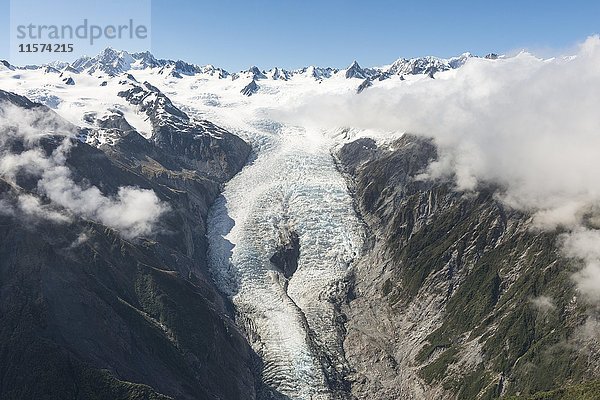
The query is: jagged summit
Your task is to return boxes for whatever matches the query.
[298,65,337,80]
[71,47,135,76]
[197,64,230,78]
[345,60,367,79]
[243,66,267,80]
[356,78,372,94]
[269,67,289,80]
[67,48,234,79]
[129,50,164,69]
[385,53,473,77]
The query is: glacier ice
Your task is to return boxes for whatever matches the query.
[208,122,364,399]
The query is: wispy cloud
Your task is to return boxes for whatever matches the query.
[530,295,556,314]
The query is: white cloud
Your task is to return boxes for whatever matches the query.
[0,101,169,239]
[0,148,52,180]
[530,295,556,313]
[17,194,71,223]
[279,36,600,229]
[562,229,600,262]
[68,231,90,249]
[0,198,15,215]
[0,102,76,145]
[95,187,169,238]
[573,262,600,304]
[561,229,600,303]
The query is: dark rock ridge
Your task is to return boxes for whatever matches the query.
[241,80,260,97]
[0,90,260,400]
[270,229,300,280]
[0,89,46,108]
[45,66,60,74]
[246,66,267,80]
[270,67,290,81]
[118,81,251,181]
[63,65,79,74]
[1,60,15,70]
[337,135,600,399]
[356,78,373,94]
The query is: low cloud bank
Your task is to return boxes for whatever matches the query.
[278,36,600,303]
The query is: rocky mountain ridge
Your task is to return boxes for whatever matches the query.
[336,135,600,399]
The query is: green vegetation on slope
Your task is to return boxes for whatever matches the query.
[506,380,600,400]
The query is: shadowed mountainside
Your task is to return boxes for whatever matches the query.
[0,90,264,400]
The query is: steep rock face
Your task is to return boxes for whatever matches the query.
[246,66,267,80]
[241,80,260,97]
[269,67,290,81]
[269,228,300,280]
[118,82,251,181]
[73,48,135,76]
[0,90,257,400]
[0,196,256,400]
[356,78,373,94]
[337,135,600,399]
[345,61,368,79]
[130,51,165,69]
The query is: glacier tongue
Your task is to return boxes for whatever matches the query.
[208,122,364,399]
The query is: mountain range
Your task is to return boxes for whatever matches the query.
[3,47,481,88]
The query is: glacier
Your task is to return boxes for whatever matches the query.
[207,120,364,398]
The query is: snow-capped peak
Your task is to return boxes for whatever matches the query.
[130,51,165,70]
[246,66,267,80]
[385,53,474,77]
[268,67,289,81]
[38,47,483,84]
[296,66,336,80]
[72,47,135,76]
[345,60,367,79]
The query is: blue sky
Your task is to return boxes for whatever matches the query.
[1,0,599,70]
